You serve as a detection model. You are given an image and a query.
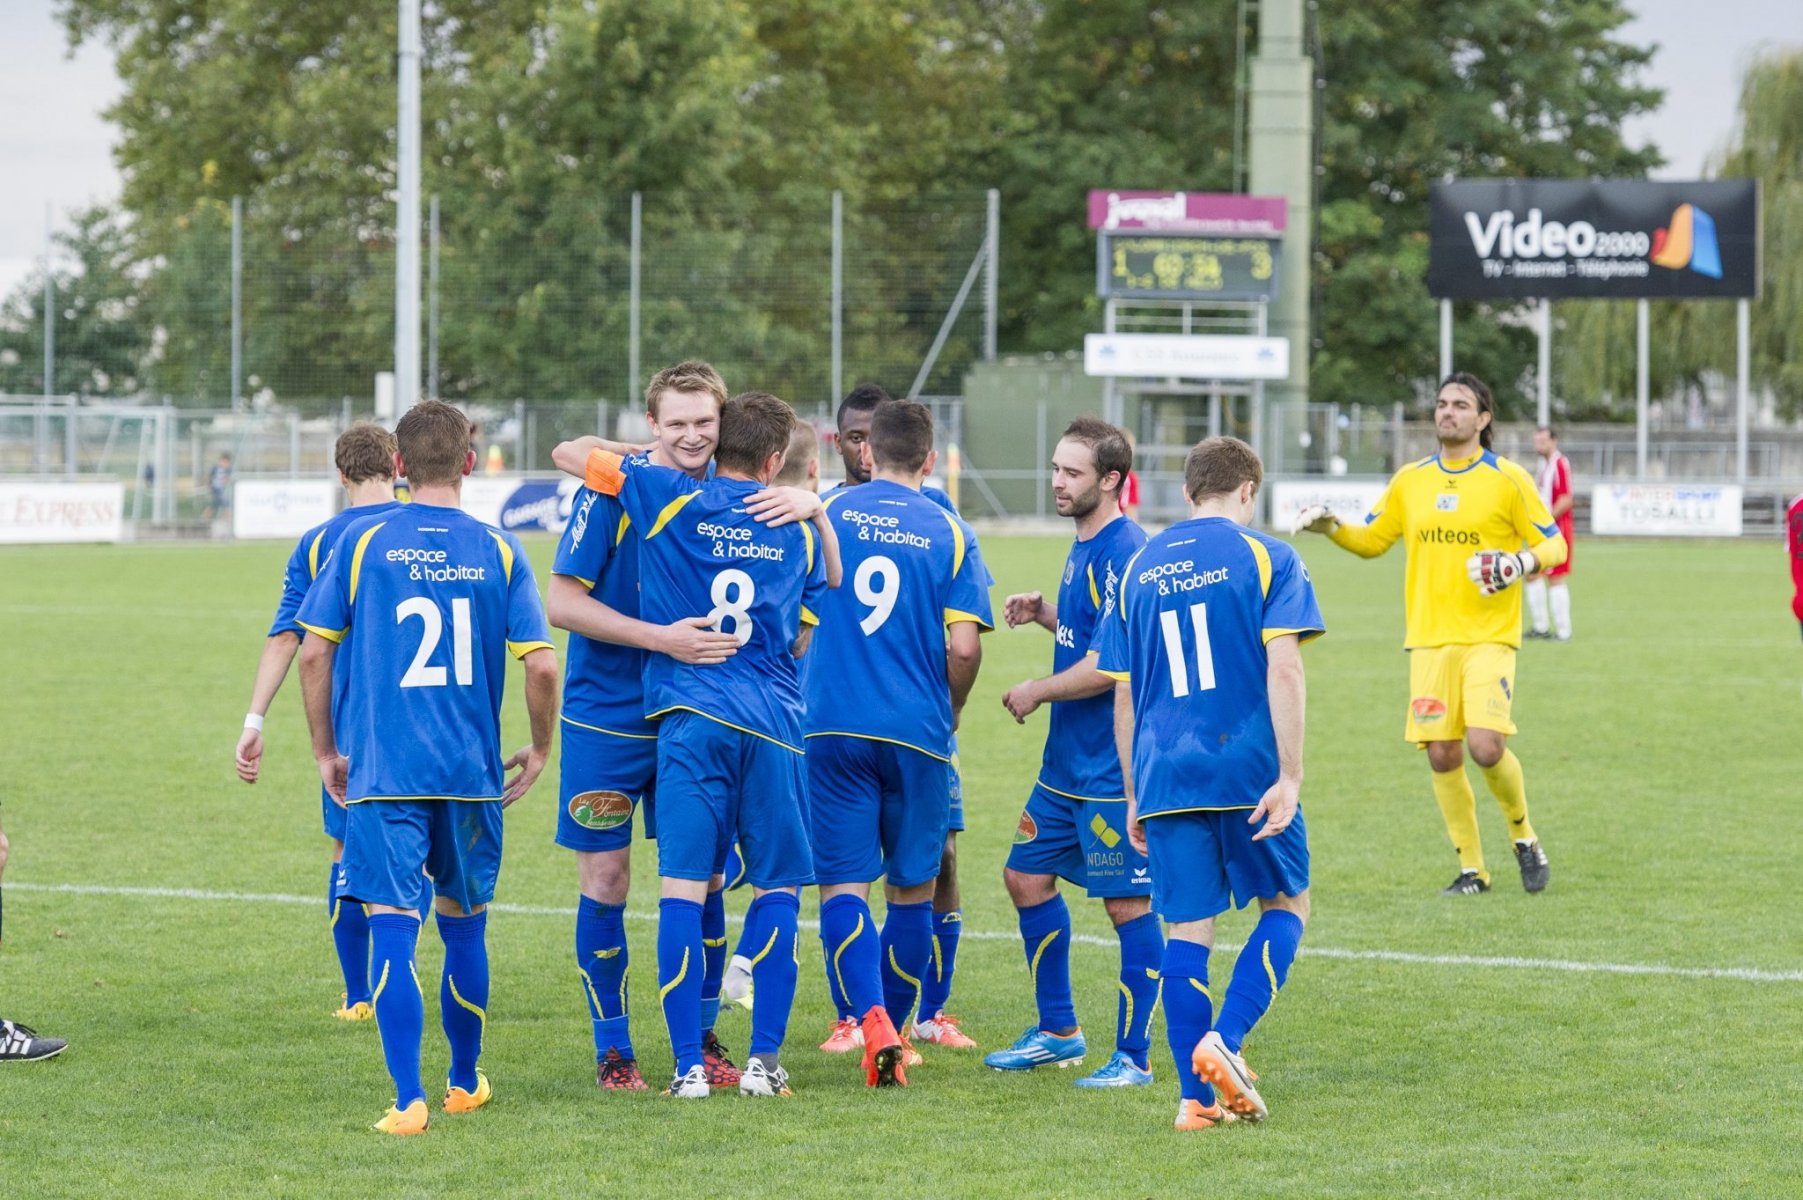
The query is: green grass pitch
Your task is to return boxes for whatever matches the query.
[1,531,1799,1198]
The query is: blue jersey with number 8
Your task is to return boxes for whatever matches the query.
[805,480,993,759]
[602,459,828,751]
[1094,517,1323,818]
[295,503,554,803]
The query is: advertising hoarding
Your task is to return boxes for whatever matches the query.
[0,481,126,544]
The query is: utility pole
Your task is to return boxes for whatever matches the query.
[1248,0,1314,408]
[394,0,422,410]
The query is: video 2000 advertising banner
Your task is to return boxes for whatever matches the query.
[1428,179,1759,300]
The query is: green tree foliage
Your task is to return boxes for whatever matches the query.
[45,0,1669,413]
[0,207,149,396]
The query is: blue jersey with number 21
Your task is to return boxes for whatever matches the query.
[1095,517,1324,818]
[295,503,555,803]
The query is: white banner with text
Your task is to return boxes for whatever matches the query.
[233,480,339,540]
[0,481,126,544]
[1589,483,1742,537]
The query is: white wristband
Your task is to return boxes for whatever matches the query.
[243,713,265,732]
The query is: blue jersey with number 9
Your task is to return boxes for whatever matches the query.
[295,503,554,803]
[1095,517,1324,817]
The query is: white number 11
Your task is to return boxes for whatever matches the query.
[1158,603,1215,697]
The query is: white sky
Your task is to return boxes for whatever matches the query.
[0,0,1798,300]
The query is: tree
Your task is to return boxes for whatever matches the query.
[0,207,150,397]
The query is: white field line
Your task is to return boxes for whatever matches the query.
[11,881,1802,984]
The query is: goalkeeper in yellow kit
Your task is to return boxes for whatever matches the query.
[1294,373,1566,895]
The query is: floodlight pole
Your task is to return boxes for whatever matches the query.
[42,203,54,401]
[231,195,243,411]
[984,188,999,360]
[831,190,843,402]
[394,0,422,411]
[1735,298,1749,483]
[1438,299,1452,379]
[1635,299,1649,478]
[1536,299,1551,427]
[629,192,641,405]
[428,193,440,400]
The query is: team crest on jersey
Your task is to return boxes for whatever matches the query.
[1435,493,1459,512]
[1411,697,1448,723]
[1013,812,1038,844]
[569,790,633,830]
[1063,559,1076,586]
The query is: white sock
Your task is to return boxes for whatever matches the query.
[1550,583,1572,639]
[1525,578,1550,634]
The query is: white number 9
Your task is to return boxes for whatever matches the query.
[855,555,899,635]
[709,568,756,645]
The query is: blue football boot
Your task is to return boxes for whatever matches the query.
[1073,1049,1154,1088]
[983,1025,1087,1072]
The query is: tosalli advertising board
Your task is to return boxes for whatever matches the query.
[232,480,339,540]
[0,480,126,543]
[1084,333,1290,380]
[1267,480,1390,535]
[1589,483,1743,537]
[1428,179,1759,300]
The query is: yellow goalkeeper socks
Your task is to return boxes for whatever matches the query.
[1431,768,1488,883]
[1478,749,1537,845]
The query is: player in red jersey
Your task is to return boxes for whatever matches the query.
[1787,494,1803,641]
[1524,427,1574,642]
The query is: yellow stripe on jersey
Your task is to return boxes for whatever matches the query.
[944,607,992,629]
[347,521,387,604]
[801,520,815,573]
[487,529,515,582]
[800,605,820,627]
[939,508,967,578]
[1116,548,1148,622]
[616,512,631,545]
[297,620,344,644]
[1239,532,1273,598]
[1087,564,1100,608]
[308,528,328,579]
[508,639,554,659]
[646,491,699,540]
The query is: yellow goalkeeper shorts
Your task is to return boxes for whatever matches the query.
[1404,643,1517,742]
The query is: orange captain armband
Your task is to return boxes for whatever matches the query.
[585,449,627,496]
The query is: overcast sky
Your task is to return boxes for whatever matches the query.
[0,0,1799,300]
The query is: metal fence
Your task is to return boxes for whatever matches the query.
[1,192,998,416]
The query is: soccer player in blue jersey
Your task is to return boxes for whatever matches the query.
[807,399,992,1086]
[295,401,560,1135]
[235,423,399,1023]
[1097,436,1322,1130]
[814,384,980,1055]
[582,392,838,1099]
[544,362,746,1092]
[990,418,1160,1088]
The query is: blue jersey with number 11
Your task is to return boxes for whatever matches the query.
[1095,517,1323,818]
[295,503,555,803]
[805,480,993,759]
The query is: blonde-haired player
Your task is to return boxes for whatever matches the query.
[1294,373,1566,895]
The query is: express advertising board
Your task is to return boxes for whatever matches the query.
[1428,179,1759,300]
[232,480,339,540]
[459,475,583,534]
[1589,483,1743,537]
[1266,479,1390,535]
[0,480,126,544]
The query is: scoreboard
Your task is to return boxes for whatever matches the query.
[1096,234,1280,302]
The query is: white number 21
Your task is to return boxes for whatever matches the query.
[1158,603,1216,698]
[397,596,473,688]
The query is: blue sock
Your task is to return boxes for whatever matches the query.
[1214,909,1305,1054]
[879,900,934,1031]
[915,910,962,1019]
[329,861,372,1006]
[436,910,489,1093]
[700,888,727,1033]
[1017,895,1076,1033]
[657,898,706,1074]
[745,892,801,1057]
[576,897,631,1062]
[367,913,426,1109]
[1160,938,1216,1105]
[1115,912,1164,1069]
[818,893,883,1016]
[820,926,854,1021]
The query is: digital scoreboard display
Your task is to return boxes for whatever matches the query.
[1096,235,1280,301]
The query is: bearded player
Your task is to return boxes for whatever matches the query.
[1294,373,1565,896]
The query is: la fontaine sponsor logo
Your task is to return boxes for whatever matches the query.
[569,790,633,831]
[1013,812,1038,845]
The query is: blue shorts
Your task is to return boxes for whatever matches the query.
[1143,807,1310,924]
[654,711,813,890]
[341,798,504,915]
[555,719,658,853]
[947,738,966,834]
[1005,782,1151,900]
[808,735,951,889]
[322,785,346,841]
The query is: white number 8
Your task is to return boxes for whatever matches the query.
[709,568,756,645]
[854,555,899,635]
